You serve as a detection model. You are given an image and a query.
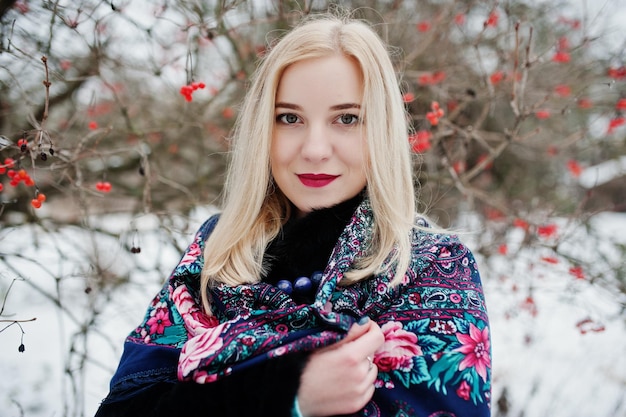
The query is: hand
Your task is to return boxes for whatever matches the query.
[297,318,384,416]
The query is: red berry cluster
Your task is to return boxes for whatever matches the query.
[409,130,432,153]
[1,158,35,188]
[31,192,46,209]
[1,158,47,209]
[552,36,571,63]
[426,101,445,126]
[7,168,36,187]
[180,81,206,102]
[418,71,446,86]
[95,181,112,192]
[608,66,626,80]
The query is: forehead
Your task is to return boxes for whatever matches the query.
[275,54,364,105]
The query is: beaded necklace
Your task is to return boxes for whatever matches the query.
[276,270,323,297]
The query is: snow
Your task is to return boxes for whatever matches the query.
[579,156,626,188]
[1,209,625,417]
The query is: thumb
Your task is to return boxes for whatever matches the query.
[340,317,372,344]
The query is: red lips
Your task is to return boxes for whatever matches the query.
[297,173,339,188]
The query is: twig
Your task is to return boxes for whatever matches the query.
[0,277,20,316]
[40,56,51,128]
[0,317,36,327]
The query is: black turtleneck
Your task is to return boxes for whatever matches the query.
[263,192,364,304]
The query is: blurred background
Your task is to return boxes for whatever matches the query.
[0,0,624,416]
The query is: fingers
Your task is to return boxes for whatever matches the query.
[320,317,377,354]
[345,320,384,357]
[341,317,373,344]
[297,318,383,416]
[349,358,379,408]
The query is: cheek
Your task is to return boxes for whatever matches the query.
[270,136,294,175]
[344,141,369,173]
[269,136,284,166]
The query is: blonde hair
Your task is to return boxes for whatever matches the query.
[200,14,415,312]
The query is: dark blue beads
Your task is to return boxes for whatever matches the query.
[294,276,312,293]
[311,271,323,286]
[277,280,293,294]
[275,271,323,296]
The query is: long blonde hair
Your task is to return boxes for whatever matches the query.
[200,14,415,312]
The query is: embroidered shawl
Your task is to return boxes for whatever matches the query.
[112,200,491,416]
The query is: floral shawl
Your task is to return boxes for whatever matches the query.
[113,199,491,416]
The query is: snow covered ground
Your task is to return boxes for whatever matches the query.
[1,208,624,417]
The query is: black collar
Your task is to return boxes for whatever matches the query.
[263,192,364,290]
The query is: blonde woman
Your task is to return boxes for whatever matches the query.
[96,14,491,417]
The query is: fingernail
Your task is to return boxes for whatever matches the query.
[358,316,369,325]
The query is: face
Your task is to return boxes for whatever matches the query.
[271,54,368,217]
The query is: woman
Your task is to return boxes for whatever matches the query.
[96,14,491,417]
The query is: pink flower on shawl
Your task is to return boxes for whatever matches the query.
[456,380,471,401]
[172,285,218,335]
[374,321,422,372]
[146,308,172,335]
[439,246,453,268]
[179,242,202,266]
[178,321,229,381]
[455,323,491,382]
[192,370,219,383]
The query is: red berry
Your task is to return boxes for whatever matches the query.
[416,21,431,32]
[535,110,551,119]
[490,71,505,85]
[577,98,593,109]
[17,138,28,152]
[37,193,46,202]
[96,181,112,192]
[31,199,42,209]
[222,107,234,119]
[552,51,571,63]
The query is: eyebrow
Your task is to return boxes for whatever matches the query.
[275,102,361,111]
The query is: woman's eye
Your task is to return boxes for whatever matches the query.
[336,114,359,125]
[276,113,300,124]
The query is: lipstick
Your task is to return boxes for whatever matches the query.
[297,173,339,188]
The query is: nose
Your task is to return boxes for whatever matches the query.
[301,122,332,162]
